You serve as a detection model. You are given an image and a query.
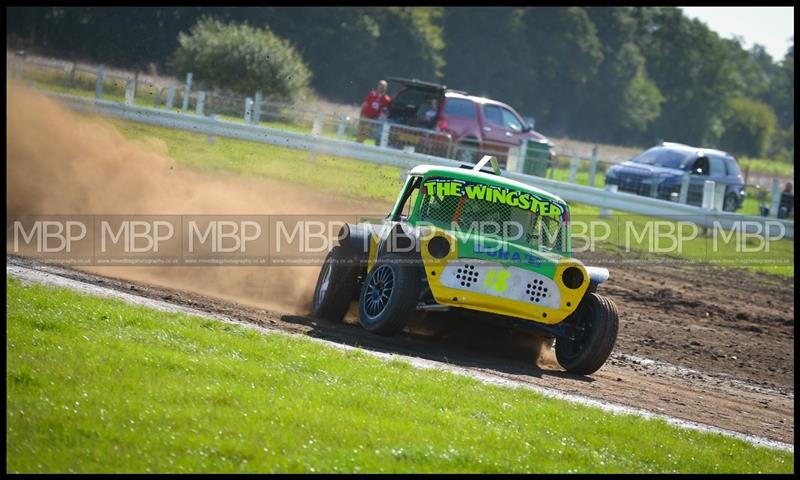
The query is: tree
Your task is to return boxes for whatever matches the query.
[575,7,663,144]
[633,7,740,146]
[718,97,777,157]
[170,18,311,100]
[517,7,604,135]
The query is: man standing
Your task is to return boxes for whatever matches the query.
[356,80,391,143]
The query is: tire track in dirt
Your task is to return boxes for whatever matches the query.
[7,255,793,446]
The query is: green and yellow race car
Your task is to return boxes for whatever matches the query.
[312,157,618,375]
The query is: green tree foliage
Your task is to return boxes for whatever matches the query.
[6,7,793,159]
[719,97,777,157]
[767,43,794,129]
[170,18,311,100]
[516,7,604,134]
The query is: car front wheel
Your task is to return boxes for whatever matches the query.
[358,254,419,336]
[555,293,619,375]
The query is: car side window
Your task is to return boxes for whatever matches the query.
[708,155,726,177]
[691,157,710,176]
[723,156,742,176]
[483,105,503,126]
[444,98,476,119]
[501,108,523,132]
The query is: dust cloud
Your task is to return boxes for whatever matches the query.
[6,82,381,313]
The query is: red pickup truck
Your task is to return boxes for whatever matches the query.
[384,77,554,168]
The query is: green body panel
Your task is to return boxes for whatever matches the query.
[398,165,573,257]
[454,233,559,279]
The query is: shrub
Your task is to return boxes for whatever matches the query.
[170,18,311,101]
[719,97,777,158]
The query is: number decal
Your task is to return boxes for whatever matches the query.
[484,269,510,293]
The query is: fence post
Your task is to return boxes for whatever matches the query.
[701,180,716,210]
[600,184,618,217]
[95,64,105,99]
[14,52,24,80]
[336,114,347,140]
[124,79,135,105]
[517,139,528,174]
[568,156,579,183]
[649,173,659,198]
[769,178,781,218]
[182,72,193,112]
[196,91,206,116]
[253,91,262,124]
[379,122,391,148]
[588,146,598,187]
[311,112,323,137]
[244,97,254,124]
[166,85,176,110]
[207,114,218,144]
[679,173,690,204]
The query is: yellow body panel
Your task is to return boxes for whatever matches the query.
[418,230,588,325]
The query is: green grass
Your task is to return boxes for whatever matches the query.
[104,119,793,277]
[6,277,793,473]
[739,156,794,178]
[18,76,794,277]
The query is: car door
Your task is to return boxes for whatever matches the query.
[482,104,525,146]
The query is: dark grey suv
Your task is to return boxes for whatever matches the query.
[604,142,745,212]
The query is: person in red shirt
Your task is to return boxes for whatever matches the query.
[356,80,391,143]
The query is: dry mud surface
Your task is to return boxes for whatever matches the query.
[7,255,793,445]
[6,84,794,446]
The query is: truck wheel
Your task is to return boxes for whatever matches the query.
[456,139,480,163]
[312,246,359,323]
[555,293,619,375]
[358,254,419,336]
[723,193,738,212]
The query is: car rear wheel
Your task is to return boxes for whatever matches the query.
[312,246,359,322]
[358,254,419,336]
[723,193,738,212]
[555,293,619,375]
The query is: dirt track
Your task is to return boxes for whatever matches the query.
[6,85,794,446]
[7,255,793,445]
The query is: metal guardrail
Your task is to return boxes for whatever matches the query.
[45,92,794,239]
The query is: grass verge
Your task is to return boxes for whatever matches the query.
[105,117,793,278]
[6,277,794,473]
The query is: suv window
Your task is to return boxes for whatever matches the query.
[708,155,726,177]
[690,156,710,176]
[483,105,503,126]
[632,147,694,169]
[501,108,523,132]
[722,156,741,176]
[443,98,476,119]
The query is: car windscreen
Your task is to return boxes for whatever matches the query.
[416,176,567,253]
[631,147,694,169]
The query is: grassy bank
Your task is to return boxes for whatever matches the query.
[6,277,793,473]
[105,117,793,277]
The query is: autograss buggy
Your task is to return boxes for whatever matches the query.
[312,157,618,375]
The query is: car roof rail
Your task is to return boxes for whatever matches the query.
[457,156,501,176]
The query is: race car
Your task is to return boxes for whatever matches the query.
[312,156,618,375]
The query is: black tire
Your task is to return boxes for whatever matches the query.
[723,193,738,212]
[555,293,619,375]
[455,139,480,163]
[311,246,359,323]
[358,254,420,336]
